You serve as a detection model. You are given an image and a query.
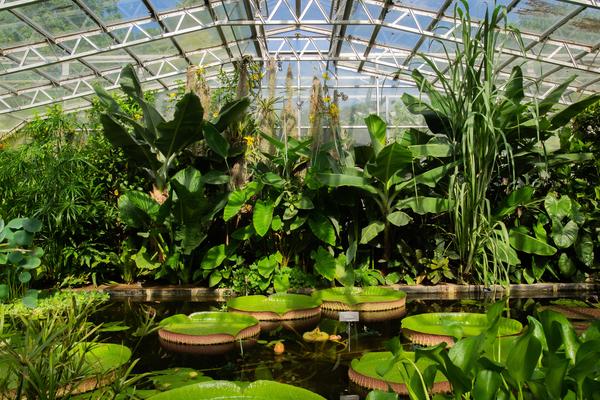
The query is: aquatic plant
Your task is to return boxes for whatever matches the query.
[350,352,450,395]
[227,293,321,320]
[147,379,326,399]
[312,286,406,311]
[401,312,522,346]
[158,311,260,345]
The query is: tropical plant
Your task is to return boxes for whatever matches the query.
[0,296,129,400]
[316,114,452,268]
[402,1,600,285]
[374,301,600,400]
[0,217,43,302]
[226,293,321,320]
[147,380,326,400]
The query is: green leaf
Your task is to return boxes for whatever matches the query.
[368,143,413,184]
[22,218,42,233]
[538,76,575,115]
[208,271,222,287]
[408,143,452,158]
[98,114,158,169]
[495,186,534,218]
[551,219,579,248]
[509,227,557,256]
[366,391,398,400]
[551,94,600,128]
[365,114,387,155]
[544,193,572,221]
[395,196,451,214]
[231,225,255,240]
[274,273,290,293]
[253,200,275,237]
[312,247,336,281]
[360,221,385,244]
[201,171,230,185]
[575,232,594,267]
[387,211,412,227]
[214,98,251,131]
[262,172,285,188]
[308,214,336,246]
[472,369,502,400]
[558,253,577,277]
[504,66,524,104]
[224,189,247,221]
[506,321,542,384]
[201,245,227,270]
[20,256,42,270]
[0,284,8,301]
[203,123,230,159]
[316,173,379,195]
[118,191,160,229]
[18,271,31,284]
[22,289,38,308]
[155,93,204,158]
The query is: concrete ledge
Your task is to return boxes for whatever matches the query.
[74,282,600,302]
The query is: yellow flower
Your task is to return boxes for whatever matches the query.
[168,93,177,99]
[322,72,329,80]
[243,136,255,147]
[323,96,331,103]
[113,189,119,196]
[212,111,219,118]
[329,103,339,119]
[251,73,260,81]
[196,67,205,75]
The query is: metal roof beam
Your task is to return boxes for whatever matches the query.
[327,0,355,69]
[357,0,392,72]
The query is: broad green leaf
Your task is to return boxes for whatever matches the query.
[387,211,412,227]
[558,253,576,277]
[551,219,578,248]
[253,200,275,237]
[118,191,160,229]
[203,123,230,159]
[22,218,42,233]
[365,114,387,155]
[201,171,230,185]
[539,310,579,362]
[360,221,385,244]
[575,232,594,267]
[201,245,227,270]
[262,172,285,188]
[506,322,542,384]
[509,227,557,256]
[551,94,600,128]
[155,93,204,158]
[368,143,412,184]
[538,76,576,115]
[18,271,31,283]
[274,272,290,292]
[316,173,378,195]
[494,186,534,218]
[395,196,451,214]
[312,247,336,281]
[544,193,572,221]
[408,143,452,158]
[208,271,222,287]
[472,369,502,400]
[224,189,247,221]
[0,284,8,301]
[504,66,524,104]
[99,114,157,169]
[214,98,251,131]
[308,214,336,246]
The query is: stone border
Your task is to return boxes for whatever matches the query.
[74,282,599,302]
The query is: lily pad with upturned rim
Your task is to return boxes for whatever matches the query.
[147,379,326,400]
[226,293,322,321]
[349,351,450,395]
[312,286,407,311]
[401,312,522,347]
[158,312,260,345]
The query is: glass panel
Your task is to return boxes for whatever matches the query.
[552,8,600,47]
[20,0,97,36]
[0,70,50,91]
[80,0,150,24]
[506,0,579,36]
[175,28,225,51]
[0,10,44,48]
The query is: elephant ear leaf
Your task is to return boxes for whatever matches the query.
[155,93,204,158]
[118,191,160,229]
[509,227,557,256]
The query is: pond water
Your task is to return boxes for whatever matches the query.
[96,294,598,399]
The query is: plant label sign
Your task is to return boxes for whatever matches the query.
[339,395,359,400]
[339,311,359,322]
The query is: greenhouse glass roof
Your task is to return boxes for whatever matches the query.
[0,0,599,133]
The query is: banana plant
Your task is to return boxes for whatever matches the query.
[316,114,453,265]
[94,64,249,191]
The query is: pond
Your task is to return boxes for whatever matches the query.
[95,293,598,399]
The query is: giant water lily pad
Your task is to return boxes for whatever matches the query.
[349,352,450,395]
[159,312,260,345]
[148,380,326,399]
[227,293,321,321]
[401,312,522,346]
[312,287,406,311]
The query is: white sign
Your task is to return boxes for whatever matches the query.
[340,395,359,400]
[338,311,359,322]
